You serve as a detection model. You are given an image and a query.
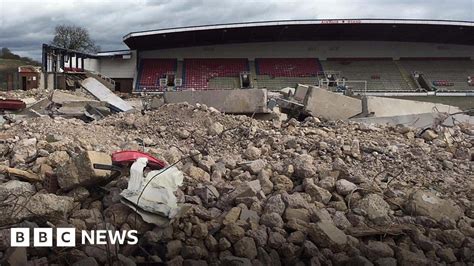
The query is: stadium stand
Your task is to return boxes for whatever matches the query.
[256,58,321,77]
[320,59,412,91]
[137,59,177,91]
[183,58,249,89]
[400,59,474,91]
[255,58,322,89]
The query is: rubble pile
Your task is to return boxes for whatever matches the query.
[0,102,472,265]
[0,88,94,101]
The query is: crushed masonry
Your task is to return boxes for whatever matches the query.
[0,86,471,265]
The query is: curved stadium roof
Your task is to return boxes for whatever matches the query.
[123,19,474,50]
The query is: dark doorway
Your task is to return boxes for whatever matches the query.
[22,77,27,90]
[166,74,175,87]
[112,78,133,93]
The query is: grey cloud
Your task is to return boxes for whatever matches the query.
[0,0,472,60]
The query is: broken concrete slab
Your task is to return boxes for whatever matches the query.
[0,180,74,226]
[56,101,108,117]
[18,98,50,117]
[81,77,133,112]
[51,91,97,105]
[304,87,362,120]
[11,138,37,166]
[4,247,27,266]
[308,221,348,250]
[163,89,268,114]
[406,190,464,222]
[217,180,262,209]
[355,194,392,225]
[0,180,35,197]
[366,96,462,118]
[56,151,112,190]
[352,112,473,128]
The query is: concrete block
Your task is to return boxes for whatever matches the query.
[353,112,473,128]
[163,89,268,114]
[294,84,310,102]
[51,91,96,105]
[304,87,362,120]
[366,96,462,117]
[57,151,112,190]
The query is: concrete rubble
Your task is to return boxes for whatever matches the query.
[0,96,471,265]
[0,87,135,124]
[274,84,473,128]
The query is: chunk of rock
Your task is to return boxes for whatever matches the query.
[355,194,391,225]
[308,221,348,250]
[244,146,261,160]
[284,208,310,223]
[258,171,273,195]
[11,138,37,166]
[166,240,183,259]
[247,160,266,175]
[220,224,245,243]
[272,174,293,192]
[263,194,286,215]
[217,180,261,209]
[396,248,429,266]
[420,129,438,141]
[261,212,284,228]
[48,150,70,168]
[185,165,211,183]
[234,237,258,259]
[305,182,332,204]
[221,256,252,266]
[178,129,191,139]
[406,190,463,222]
[223,207,241,225]
[293,154,316,178]
[208,122,224,136]
[56,151,112,190]
[361,240,394,260]
[335,179,357,196]
[0,190,74,226]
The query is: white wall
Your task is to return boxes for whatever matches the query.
[84,58,100,72]
[139,41,474,60]
[97,51,136,78]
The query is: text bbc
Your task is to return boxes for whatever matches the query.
[11,228,138,247]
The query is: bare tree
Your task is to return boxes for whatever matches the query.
[51,24,100,53]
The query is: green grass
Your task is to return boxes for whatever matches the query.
[0,58,36,71]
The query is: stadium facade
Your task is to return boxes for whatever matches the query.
[42,19,474,94]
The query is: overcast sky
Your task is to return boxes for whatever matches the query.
[1,0,473,60]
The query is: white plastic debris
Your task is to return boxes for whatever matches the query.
[120,157,184,226]
[127,157,148,191]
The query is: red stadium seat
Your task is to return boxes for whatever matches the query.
[138,59,177,91]
[183,59,248,90]
[256,58,321,77]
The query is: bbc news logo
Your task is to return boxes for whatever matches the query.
[11,228,138,247]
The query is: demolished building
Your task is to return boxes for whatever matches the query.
[0,102,472,265]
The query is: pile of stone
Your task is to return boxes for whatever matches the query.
[0,102,472,265]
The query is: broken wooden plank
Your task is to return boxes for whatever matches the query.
[347,224,412,237]
[0,166,42,182]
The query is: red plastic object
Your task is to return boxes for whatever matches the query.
[112,150,167,170]
[0,99,26,110]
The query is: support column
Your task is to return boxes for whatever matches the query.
[249,60,258,89]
